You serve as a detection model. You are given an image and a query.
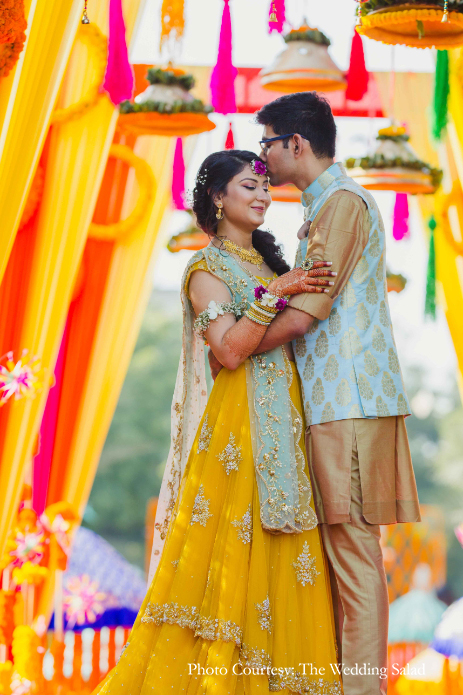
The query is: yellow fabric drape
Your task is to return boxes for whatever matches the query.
[0,0,145,557]
[374,71,463,396]
[60,135,174,517]
[36,136,174,620]
[0,0,83,283]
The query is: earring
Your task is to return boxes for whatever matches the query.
[216,204,224,220]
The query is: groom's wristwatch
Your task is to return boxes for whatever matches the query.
[300,258,315,271]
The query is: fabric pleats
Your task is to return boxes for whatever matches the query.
[95,362,341,695]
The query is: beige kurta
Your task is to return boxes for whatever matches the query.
[290,190,420,526]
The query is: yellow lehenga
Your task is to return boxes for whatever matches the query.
[94,273,342,695]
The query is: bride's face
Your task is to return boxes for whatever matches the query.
[215,164,271,230]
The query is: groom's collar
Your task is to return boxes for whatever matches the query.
[301,162,346,208]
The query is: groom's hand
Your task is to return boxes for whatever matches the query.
[267,262,336,298]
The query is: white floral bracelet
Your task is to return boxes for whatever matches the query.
[194,300,247,338]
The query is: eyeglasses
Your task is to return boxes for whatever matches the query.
[259,133,308,151]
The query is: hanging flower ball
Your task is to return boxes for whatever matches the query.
[0,29,26,79]
[0,350,44,406]
[63,574,107,628]
[9,529,45,569]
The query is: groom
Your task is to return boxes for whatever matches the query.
[251,92,421,695]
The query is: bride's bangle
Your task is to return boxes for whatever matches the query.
[244,285,289,325]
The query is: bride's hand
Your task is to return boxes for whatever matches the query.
[267,262,336,298]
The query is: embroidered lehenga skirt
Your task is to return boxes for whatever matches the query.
[94,361,342,695]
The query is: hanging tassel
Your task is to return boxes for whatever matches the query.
[424,215,437,320]
[172,138,187,210]
[225,122,235,149]
[431,50,449,141]
[160,0,185,50]
[268,0,285,34]
[346,30,369,101]
[392,193,409,241]
[210,0,237,115]
[103,0,134,105]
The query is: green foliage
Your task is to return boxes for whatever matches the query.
[119,99,213,115]
[344,153,443,191]
[403,366,463,599]
[359,0,463,15]
[83,291,183,568]
[284,28,330,46]
[146,67,195,91]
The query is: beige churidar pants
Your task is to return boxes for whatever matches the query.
[307,422,390,695]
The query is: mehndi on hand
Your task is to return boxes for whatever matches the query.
[267,262,336,298]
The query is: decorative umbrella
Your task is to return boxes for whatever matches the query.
[167,211,209,252]
[431,597,463,658]
[260,24,346,93]
[118,66,216,137]
[50,527,146,631]
[356,1,463,49]
[345,125,443,194]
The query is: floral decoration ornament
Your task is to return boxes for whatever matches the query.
[250,159,267,176]
[254,285,288,311]
[0,350,45,406]
[63,574,107,628]
[193,299,246,339]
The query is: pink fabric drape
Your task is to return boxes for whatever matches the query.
[32,321,69,515]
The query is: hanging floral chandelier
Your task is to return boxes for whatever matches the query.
[356,1,463,49]
[260,23,346,93]
[167,211,209,252]
[117,66,216,137]
[345,125,443,194]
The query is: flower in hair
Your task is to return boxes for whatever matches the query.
[251,159,267,176]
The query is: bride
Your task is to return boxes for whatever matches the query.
[94,150,342,695]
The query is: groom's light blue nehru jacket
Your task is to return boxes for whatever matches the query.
[291,162,411,427]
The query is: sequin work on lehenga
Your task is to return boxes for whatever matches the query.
[93,354,341,694]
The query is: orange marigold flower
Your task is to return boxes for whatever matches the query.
[0,0,27,44]
[0,29,26,78]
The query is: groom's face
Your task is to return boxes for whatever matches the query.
[259,126,295,187]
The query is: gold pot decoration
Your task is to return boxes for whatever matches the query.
[260,25,346,93]
[118,67,216,137]
[357,3,463,49]
[345,125,443,195]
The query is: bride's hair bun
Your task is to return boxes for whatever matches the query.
[192,150,290,276]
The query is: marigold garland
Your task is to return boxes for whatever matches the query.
[0,661,13,695]
[0,0,27,44]
[0,29,26,79]
[51,23,107,125]
[0,589,15,646]
[11,626,41,684]
[88,144,156,240]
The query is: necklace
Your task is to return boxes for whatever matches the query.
[220,239,264,268]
